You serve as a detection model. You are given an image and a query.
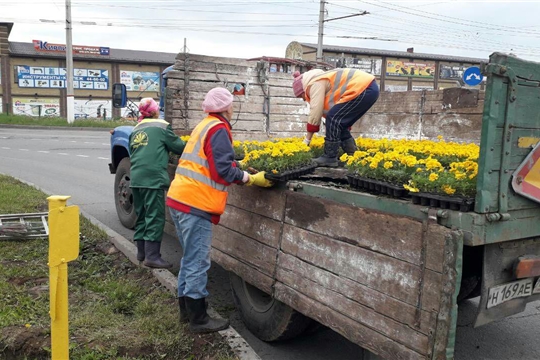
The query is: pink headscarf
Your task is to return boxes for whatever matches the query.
[202,87,234,113]
[138,98,159,122]
[292,71,304,98]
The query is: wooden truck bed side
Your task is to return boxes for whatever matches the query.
[213,185,462,360]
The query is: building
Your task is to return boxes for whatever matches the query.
[0,22,176,119]
[285,41,486,92]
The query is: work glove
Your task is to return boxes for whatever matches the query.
[246,171,273,188]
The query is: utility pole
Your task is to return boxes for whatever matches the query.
[65,0,74,124]
[316,1,370,63]
[316,0,325,62]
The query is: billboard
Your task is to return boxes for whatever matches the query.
[439,65,467,80]
[17,66,109,90]
[12,98,61,117]
[74,99,112,119]
[33,40,110,56]
[324,56,382,75]
[386,60,435,78]
[120,70,160,92]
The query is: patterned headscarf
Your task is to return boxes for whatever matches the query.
[138,98,159,122]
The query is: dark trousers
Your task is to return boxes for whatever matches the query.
[325,80,380,142]
[132,188,165,242]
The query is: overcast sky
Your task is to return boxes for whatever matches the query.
[2,0,540,62]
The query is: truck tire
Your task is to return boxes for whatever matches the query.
[114,157,137,229]
[229,272,313,342]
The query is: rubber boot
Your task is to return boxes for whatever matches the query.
[136,240,145,262]
[178,297,189,324]
[341,137,358,156]
[185,297,229,334]
[314,140,340,168]
[143,241,172,269]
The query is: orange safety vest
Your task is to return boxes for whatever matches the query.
[305,69,375,116]
[167,115,231,215]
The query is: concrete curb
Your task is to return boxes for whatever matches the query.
[5,174,261,360]
[0,124,117,131]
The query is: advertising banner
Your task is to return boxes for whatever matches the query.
[17,66,109,90]
[386,60,435,78]
[33,40,110,56]
[324,56,382,75]
[74,99,112,119]
[12,98,61,117]
[385,84,408,92]
[120,70,160,92]
[439,65,467,80]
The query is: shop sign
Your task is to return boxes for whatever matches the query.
[440,65,467,80]
[387,60,435,78]
[12,98,61,117]
[120,70,160,92]
[33,40,110,56]
[17,66,109,90]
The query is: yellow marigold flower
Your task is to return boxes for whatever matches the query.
[455,172,466,180]
[340,153,349,162]
[442,185,456,195]
[404,181,419,193]
[429,173,439,182]
[25,323,31,328]
[369,161,379,169]
[437,135,444,140]
[383,161,393,169]
[272,169,278,174]
[416,167,423,173]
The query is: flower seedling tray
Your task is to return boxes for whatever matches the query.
[346,175,409,198]
[264,163,318,182]
[411,192,475,212]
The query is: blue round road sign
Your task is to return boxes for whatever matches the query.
[463,66,483,86]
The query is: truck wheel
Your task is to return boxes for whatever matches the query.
[114,157,137,229]
[229,272,313,342]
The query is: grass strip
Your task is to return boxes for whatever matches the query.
[0,174,236,360]
[0,114,135,128]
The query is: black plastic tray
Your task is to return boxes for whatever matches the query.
[411,192,475,212]
[264,163,318,182]
[346,174,409,198]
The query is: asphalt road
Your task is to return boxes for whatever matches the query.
[1,127,539,360]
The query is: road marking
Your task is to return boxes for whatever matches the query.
[1,147,10,150]
[37,151,50,153]
[70,141,77,143]
[98,157,109,160]
[19,149,29,151]
[57,153,69,156]
[84,142,95,144]
[76,155,89,158]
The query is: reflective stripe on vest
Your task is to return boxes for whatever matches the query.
[306,69,375,116]
[134,119,170,130]
[167,115,231,215]
[175,166,227,191]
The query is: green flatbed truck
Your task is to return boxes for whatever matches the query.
[109,52,540,359]
[210,53,540,359]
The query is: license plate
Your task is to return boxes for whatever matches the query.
[534,278,540,295]
[487,279,534,309]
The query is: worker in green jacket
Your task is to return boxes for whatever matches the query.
[129,98,186,268]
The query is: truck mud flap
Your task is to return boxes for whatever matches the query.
[475,237,540,327]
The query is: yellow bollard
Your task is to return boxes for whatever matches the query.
[48,196,79,360]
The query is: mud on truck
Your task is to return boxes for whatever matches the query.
[108,53,540,360]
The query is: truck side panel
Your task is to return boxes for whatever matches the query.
[213,185,462,360]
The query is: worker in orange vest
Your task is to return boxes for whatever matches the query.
[166,87,273,333]
[292,68,380,167]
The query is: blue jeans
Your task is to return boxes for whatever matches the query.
[326,80,380,142]
[169,209,213,299]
